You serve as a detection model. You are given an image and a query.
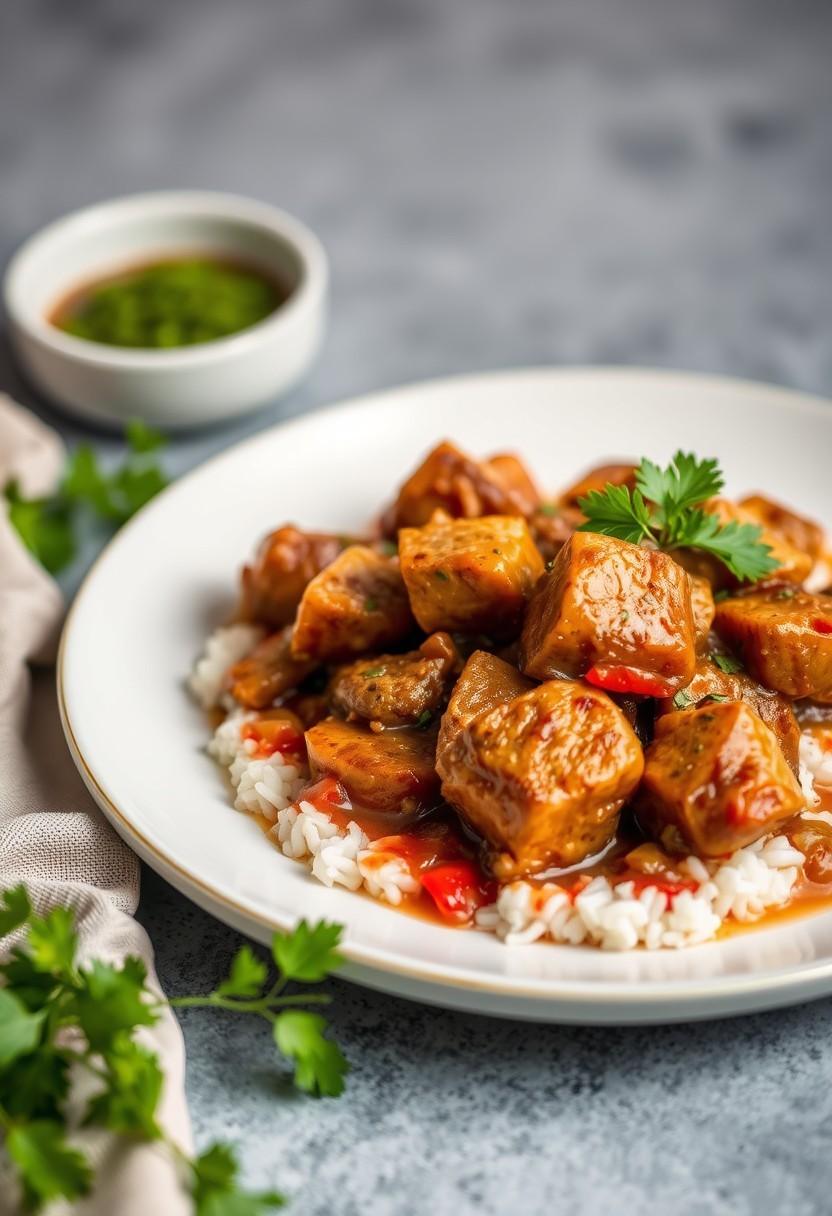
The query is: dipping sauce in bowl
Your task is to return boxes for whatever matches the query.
[50,255,290,350]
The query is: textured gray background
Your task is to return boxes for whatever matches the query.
[4,0,832,1212]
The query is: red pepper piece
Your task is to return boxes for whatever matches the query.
[421,861,498,924]
[812,617,832,635]
[241,717,305,759]
[585,664,676,698]
[297,774,351,814]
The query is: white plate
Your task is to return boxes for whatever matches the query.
[59,367,832,1023]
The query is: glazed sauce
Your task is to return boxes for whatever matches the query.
[50,253,290,349]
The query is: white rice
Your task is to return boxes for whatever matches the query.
[475,834,805,951]
[188,623,264,710]
[800,727,832,792]
[209,711,306,822]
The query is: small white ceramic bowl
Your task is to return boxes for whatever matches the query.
[3,191,328,430]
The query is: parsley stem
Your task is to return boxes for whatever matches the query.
[170,991,330,1013]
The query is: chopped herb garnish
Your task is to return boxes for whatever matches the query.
[539,503,558,517]
[362,666,385,679]
[378,539,398,557]
[710,652,743,675]
[703,693,730,703]
[434,570,450,582]
[364,597,379,612]
[620,610,630,622]
[713,589,732,602]
[578,451,778,583]
[775,586,797,600]
[415,710,433,728]
[673,689,694,709]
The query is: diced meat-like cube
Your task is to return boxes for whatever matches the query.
[690,575,716,654]
[292,545,414,662]
[437,680,644,879]
[636,701,804,856]
[739,493,824,562]
[657,653,801,772]
[329,633,461,727]
[520,532,696,694]
[485,453,541,516]
[530,504,583,564]
[558,462,637,510]
[398,515,545,635]
[226,626,317,710]
[241,526,346,628]
[305,717,440,813]
[382,441,534,534]
[677,499,813,590]
[714,588,832,702]
[436,650,534,761]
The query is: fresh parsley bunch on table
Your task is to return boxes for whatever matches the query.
[577,450,779,582]
[0,887,348,1213]
[3,419,168,575]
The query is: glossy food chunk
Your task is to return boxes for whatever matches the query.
[226,626,316,710]
[739,493,824,562]
[485,453,541,516]
[519,532,696,694]
[558,462,637,510]
[690,575,716,653]
[657,653,801,771]
[305,717,440,813]
[438,680,644,879]
[714,588,832,701]
[637,701,804,856]
[241,525,346,628]
[383,441,534,533]
[398,514,545,635]
[436,650,534,760]
[330,633,460,727]
[292,545,414,662]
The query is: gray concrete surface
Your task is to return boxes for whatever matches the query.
[3,0,832,1211]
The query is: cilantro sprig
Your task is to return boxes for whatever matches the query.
[3,419,168,575]
[577,451,779,582]
[0,886,347,1213]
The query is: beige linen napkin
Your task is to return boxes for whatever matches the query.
[0,395,192,1215]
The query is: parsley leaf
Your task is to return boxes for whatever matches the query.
[5,1120,92,1211]
[73,957,157,1052]
[577,484,653,545]
[0,884,32,936]
[0,1048,71,1120]
[217,946,268,999]
[85,1036,164,1139]
[0,990,44,1068]
[191,1142,285,1215]
[25,907,77,980]
[126,418,166,454]
[673,690,694,709]
[4,482,76,574]
[274,1011,348,1097]
[578,452,777,582]
[272,920,344,983]
[711,652,743,675]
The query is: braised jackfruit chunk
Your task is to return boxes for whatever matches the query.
[690,575,716,654]
[657,653,801,772]
[739,493,824,562]
[305,717,440,813]
[529,504,583,564]
[436,650,534,761]
[398,514,544,635]
[292,545,414,662]
[241,525,346,628]
[558,462,637,510]
[637,701,803,856]
[437,680,644,879]
[383,441,536,534]
[519,532,696,694]
[226,626,316,710]
[330,633,460,728]
[714,588,832,702]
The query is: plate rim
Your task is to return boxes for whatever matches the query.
[58,364,832,1015]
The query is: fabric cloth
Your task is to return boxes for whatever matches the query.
[0,394,192,1215]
